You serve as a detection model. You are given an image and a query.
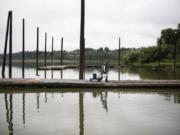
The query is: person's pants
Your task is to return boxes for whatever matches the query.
[102,73,108,81]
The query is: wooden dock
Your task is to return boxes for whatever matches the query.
[0,79,180,88]
[38,65,115,70]
[38,65,78,70]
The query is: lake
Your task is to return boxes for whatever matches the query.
[0,89,180,135]
[0,66,180,80]
[0,66,180,135]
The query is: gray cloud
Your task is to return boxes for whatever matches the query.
[0,0,179,53]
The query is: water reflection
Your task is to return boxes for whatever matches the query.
[1,65,180,80]
[1,90,180,135]
[4,94,13,135]
[174,94,180,104]
[22,93,25,126]
[45,92,47,103]
[79,92,84,135]
[36,93,40,112]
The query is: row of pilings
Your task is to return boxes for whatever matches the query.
[1,11,64,79]
[1,10,124,79]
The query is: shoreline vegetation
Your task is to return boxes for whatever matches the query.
[0,24,180,70]
[0,59,180,69]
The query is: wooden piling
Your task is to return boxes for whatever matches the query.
[36,27,39,76]
[158,38,161,67]
[79,0,85,80]
[9,11,12,78]
[119,37,121,66]
[2,11,11,78]
[61,37,63,65]
[22,19,25,78]
[51,36,54,66]
[45,33,47,67]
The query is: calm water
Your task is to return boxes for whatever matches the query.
[0,89,180,135]
[0,66,180,80]
[0,66,180,134]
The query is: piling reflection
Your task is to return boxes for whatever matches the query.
[45,92,47,103]
[2,90,180,135]
[37,93,40,112]
[174,94,180,104]
[51,70,53,79]
[22,93,25,125]
[44,70,47,78]
[4,94,13,135]
[60,69,63,79]
[79,92,84,135]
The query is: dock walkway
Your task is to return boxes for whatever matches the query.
[0,79,180,88]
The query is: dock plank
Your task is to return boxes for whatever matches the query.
[0,79,180,88]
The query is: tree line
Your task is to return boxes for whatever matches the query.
[0,24,179,67]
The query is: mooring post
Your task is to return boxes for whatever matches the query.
[158,38,161,67]
[83,38,85,79]
[44,33,47,67]
[118,37,121,80]
[61,37,63,65]
[22,18,25,78]
[9,11,13,78]
[2,11,11,78]
[119,37,121,66]
[36,27,39,76]
[51,36,54,66]
[79,0,85,80]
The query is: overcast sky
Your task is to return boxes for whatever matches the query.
[0,0,179,53]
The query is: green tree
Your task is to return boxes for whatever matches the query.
[161,25,180,71]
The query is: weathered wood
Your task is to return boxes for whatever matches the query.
[61,37,63,65]
[39,65,77,70]
[2,11,11,78]
[0,79,180,88]
[22,18,25,78]
[36,27,39,76]
[9,11,12,78]
[79,0,85,80]
[44,33,47,67]
[119,37,121,66]
[39,65,115,70]
[158,38,161,67]
[51,36,54,65]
